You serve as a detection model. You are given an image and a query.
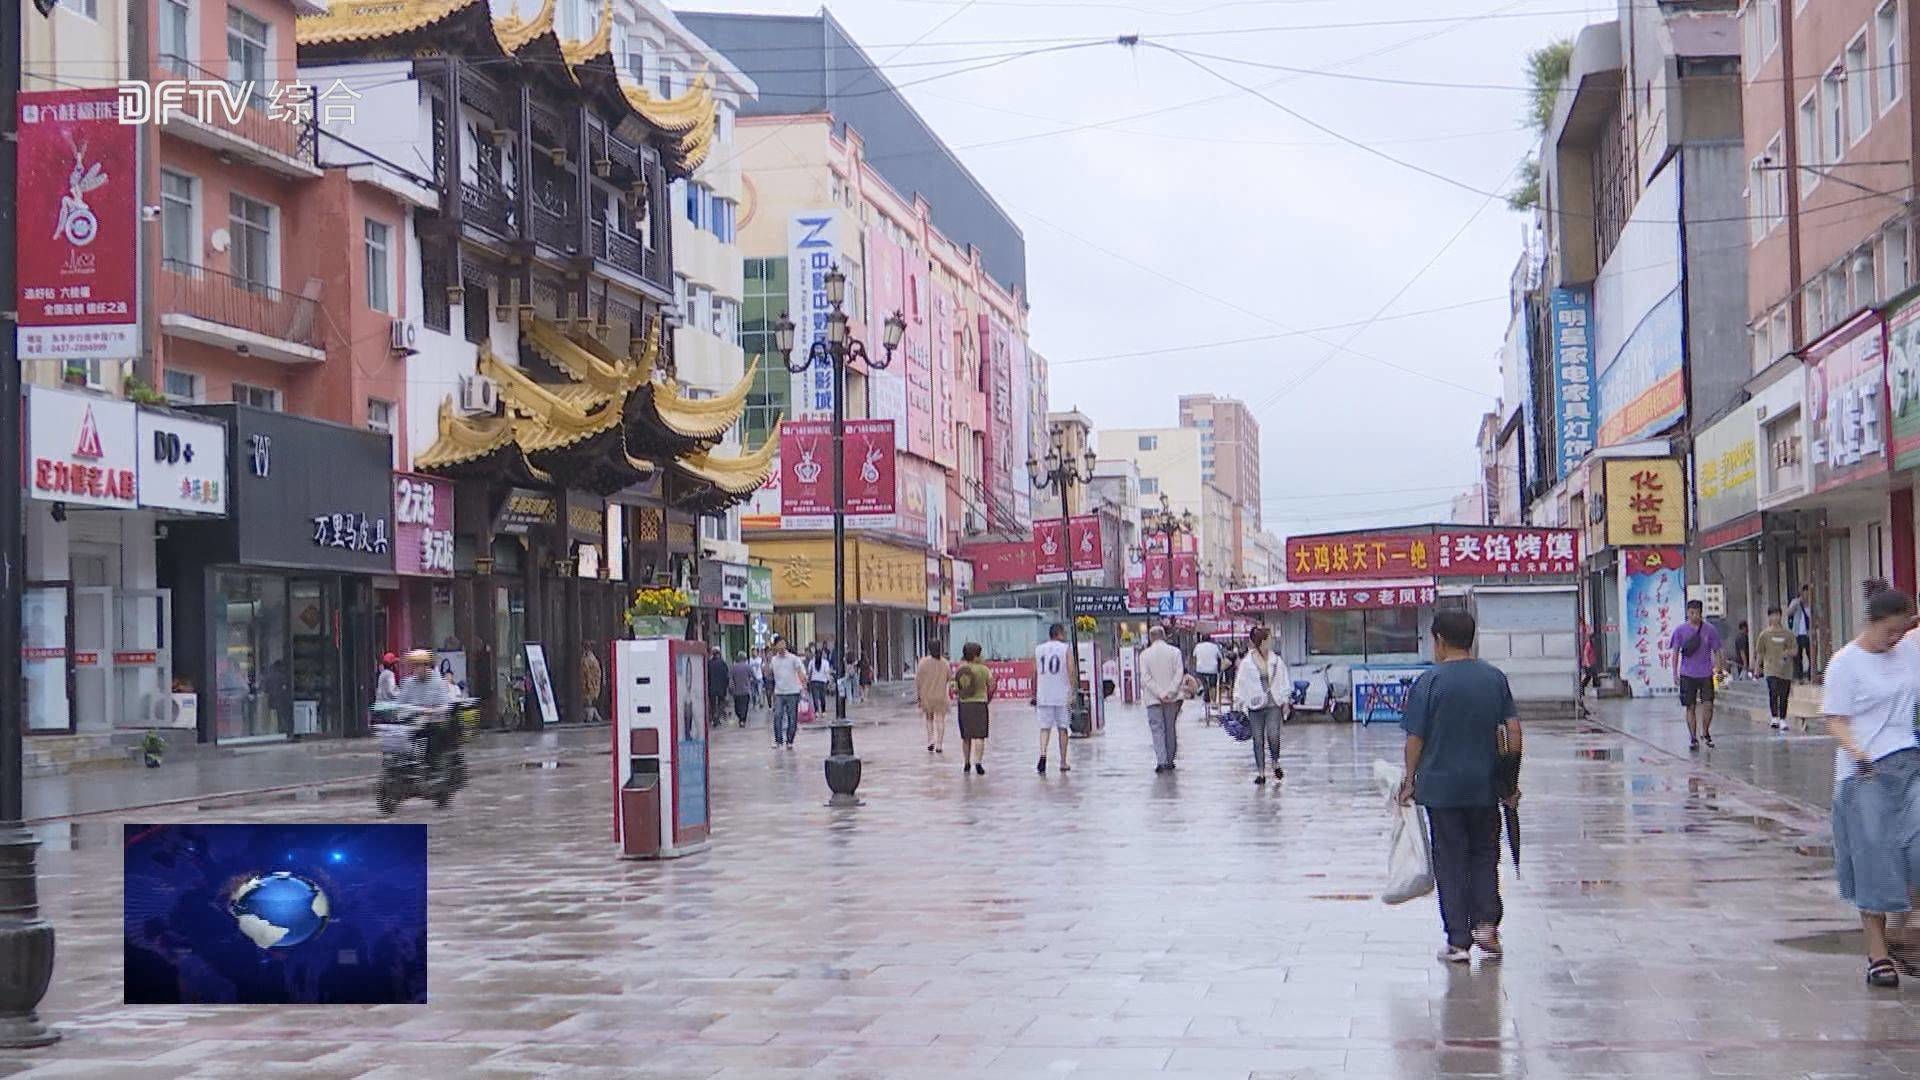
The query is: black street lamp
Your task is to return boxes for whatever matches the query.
[774,269,904,806]
[1137,493,1195,629]
[0,3,59,1050]
[1027,428,1099,734]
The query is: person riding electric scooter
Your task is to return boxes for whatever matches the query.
[373,648,467,812]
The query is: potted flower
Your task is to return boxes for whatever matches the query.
[626,585,691,638]
[141,731,167,768]
[1074,615,1097,636]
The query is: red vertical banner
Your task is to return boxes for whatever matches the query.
[842,419,897,527]
[1069,515,1103,572]
[1033,518,1068,576]
[779,420,836,529]
[1172,552,1200,591]
[16,89,139,360]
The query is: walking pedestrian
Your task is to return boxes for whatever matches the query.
[915,643,951,754]
[1033,623,1075,774]
[954,642,995,775]
[1670,599,1723,751]
[1192,634,1223,704]
[375,652,400,704]
[767,637,806,750]
[1140,625,1185,774]
[1396,609,1522,964]
[1788,584,1815,681]
[807,645,834,714]
[728,652,757,728]
[759,647,777,708]
[1731,621,1752,679]
[1821,587,1920,988]
[705,645,730,729]
[1232,625,1289,785]
[1755,606,1798,731]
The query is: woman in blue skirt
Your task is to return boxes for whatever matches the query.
[1824,587,1920,988]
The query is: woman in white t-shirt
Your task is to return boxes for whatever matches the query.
[1823,587,1920,989]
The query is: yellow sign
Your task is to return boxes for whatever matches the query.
[749,537,930,608]
[1604,458,1686,547]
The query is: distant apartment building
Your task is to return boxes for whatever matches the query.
[1178,394,1261,575]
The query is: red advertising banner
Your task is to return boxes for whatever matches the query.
[1127,578,1150,612]
[947,659,1034,702]
[960,542,1037,588]
[1035,515,1104,577]
[779,420,836,528]
[1286,531,1434,582]
[1225,581,1438,614]
[1172,551,1199,591]
[1433,527,1579,575]
[393,473,455,577]
[17,89,139,360]
[843,419,897,527]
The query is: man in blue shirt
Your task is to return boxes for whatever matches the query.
[1398,609,1522,963]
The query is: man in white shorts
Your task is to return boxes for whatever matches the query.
[1034,622,1076,775]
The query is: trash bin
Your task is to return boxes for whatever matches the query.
[620,728,662,858]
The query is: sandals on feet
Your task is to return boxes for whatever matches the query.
[1868,958,1901,988]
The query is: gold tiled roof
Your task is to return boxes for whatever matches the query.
[521,314,653,397]
[414,397,516,471]
[559,0,614,66]
[652,356,756,440]
[623,70,718,169]
[492,0,556,54]
[674,425,781,496]
[296,0,473,46]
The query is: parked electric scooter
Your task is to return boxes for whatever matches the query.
[372,698,474,813]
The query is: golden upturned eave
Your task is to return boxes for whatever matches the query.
[621,69,715,134]
[674,424,782,495]
[492,0,557,55]
[296,0,474,46]
[559,0,614,66]
[650,355,757,440]
[521,313,654,396]
[414,397,515,471]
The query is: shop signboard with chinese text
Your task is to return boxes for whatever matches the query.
[786,211,845,419]
[1433,527,1578,575]
[1549,286,1596,477]
[16,89,139,360]
[137,408,228,515]
[497,488,556,535]
[1596,289,1686,446]
[1805,310,1889,494]
[1603,459,1685,548]
[984,312,1019,531]
[697,561,752,612]
[960,541,1037,588]
[931,284,958,469]
[208,406,396,574]
[1888,297,1920,470]
[863,222,909,430]
[1694,402,1761,548]
[1225,581,1437,614]
[27,386,137,509]
[745,565,774,612]
[393,473,454,577]
[1286,531,1433,582]
[1073,589,1130,617]
[856,540,927,607]
[1620,547,1684,697]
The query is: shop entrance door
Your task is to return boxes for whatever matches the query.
[288,578,343,736]
[74,586,111,734]
[213,571,291,743]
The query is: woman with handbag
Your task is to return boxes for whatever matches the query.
[1232,625,1290,785]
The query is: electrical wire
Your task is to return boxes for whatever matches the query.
[1048,296,1507,367]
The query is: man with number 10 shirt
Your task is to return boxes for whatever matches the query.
[1034,623,1076,775]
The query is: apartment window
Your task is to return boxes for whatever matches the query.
[163,370,202,404]
[841,257,862,321]
[159,0,191,65]
[1140,477,1160,495]
[713,296,739,344]
[1764,134,1785,231]
[1823,67,1846,164]
[1799,89,1821,191]
[1880,1,1904,111]
[1805,275,1827,334]
[228,193,275,290]
[658,58,678,99]
[462,280,489,346]
[1854,245,1878,309]
[1748,155,1770,243]
[1751,318,1772,373]
[691,285,713,333]
[625,51,646,85]
[1761,0,1779,57]
[1827,266,1850,324]
[1771,305,1791,358]
[227,8,270,92]
[160,170,196,269]
[59,0,97,19]
[233,383,282,411]
[363,219,393,314]
[675,274,693,328]
[366,398,395,435]
[716,101,735,145]
[1887,222,1913,296]
[1138,435,1158,451]
[1848,34,1873,143]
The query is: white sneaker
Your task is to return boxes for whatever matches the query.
[1437,944,1472,963]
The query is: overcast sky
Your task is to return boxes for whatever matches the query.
[693,0,1616,535]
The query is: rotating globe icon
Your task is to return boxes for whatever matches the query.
[230,871,331,949]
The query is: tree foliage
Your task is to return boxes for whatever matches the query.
[1526,38,1575,133]
[1507,158,1541,213]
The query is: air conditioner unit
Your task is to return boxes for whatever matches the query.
[458,374,500,416]
[388,320,419,354]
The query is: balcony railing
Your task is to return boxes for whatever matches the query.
[605,229,654,280]
[160,261,324,352]
[153,55,317,168]
[460,182,514,238]
[531,202,575,252]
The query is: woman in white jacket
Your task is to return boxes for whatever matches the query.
[1232,625,1290,785]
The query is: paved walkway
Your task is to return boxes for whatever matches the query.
[5,696,1909,1078]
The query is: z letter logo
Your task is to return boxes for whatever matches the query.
[796,216,832,249]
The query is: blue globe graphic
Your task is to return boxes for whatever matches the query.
[230,871,330,949]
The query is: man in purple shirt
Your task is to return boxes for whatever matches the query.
[1670,599,1724,752]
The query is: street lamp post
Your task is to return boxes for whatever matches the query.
[774,273,904,807]
[1027,427,1098,735]
[0,2,60,1049]
[1140,493,1194,631]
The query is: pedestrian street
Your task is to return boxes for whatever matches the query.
[10,696,1918,1079]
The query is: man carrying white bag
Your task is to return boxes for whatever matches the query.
[1375,760,1433,906]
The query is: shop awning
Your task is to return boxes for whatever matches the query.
[1224,579,1437,615]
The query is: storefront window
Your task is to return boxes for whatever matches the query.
[1306,608,1423,658]
[24,585,71,732]
[288,579,342,735]
[214,572,289,741]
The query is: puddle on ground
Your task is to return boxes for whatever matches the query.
[519,760,572,770]
[1575,748,1622,762]
[1777,928,1863,954]
[1307,893,1373,901]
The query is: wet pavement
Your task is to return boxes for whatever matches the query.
[6,697,1917,1078]
[1585,693,1840,813]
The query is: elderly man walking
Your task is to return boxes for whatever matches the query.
[1139,626,1186,774]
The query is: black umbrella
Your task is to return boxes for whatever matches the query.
[1495,751,1522,869]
